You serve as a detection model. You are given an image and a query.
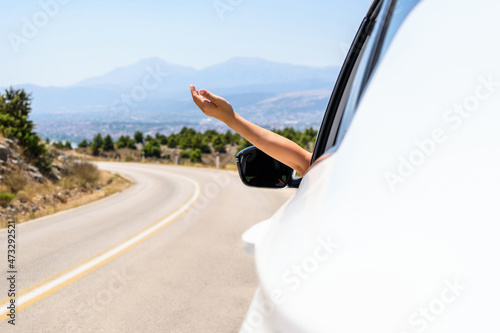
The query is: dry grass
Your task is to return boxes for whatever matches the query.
[4,168,28,194]
[1,170,131,227]
[66,161,100,187]
[17,181,53,201]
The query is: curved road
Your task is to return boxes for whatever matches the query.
[0,163,294,332]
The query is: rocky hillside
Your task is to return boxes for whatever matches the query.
[0,136,128,227]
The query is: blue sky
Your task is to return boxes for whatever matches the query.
[0,0,372,87]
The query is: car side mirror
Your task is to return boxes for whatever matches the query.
[236,146,301,189]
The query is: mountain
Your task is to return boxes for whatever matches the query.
[72,56,338,96]
[193,57,338,93]
[74,58,197,91]
[6,57,340,142]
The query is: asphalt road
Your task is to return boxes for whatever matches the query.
[0,162,294,332]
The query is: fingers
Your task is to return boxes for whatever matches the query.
[190,84,197,96]
[198,89,223,106]
[190,85,215,113]
[190,84,201,102]
[190,85,207,107]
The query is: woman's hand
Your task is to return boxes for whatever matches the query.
[190,85,236,125]
[189,85,311,174]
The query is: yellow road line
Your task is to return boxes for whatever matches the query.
[0,176,201,322]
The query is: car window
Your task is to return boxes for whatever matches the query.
[310,0,384,164]
[322,0,422,156]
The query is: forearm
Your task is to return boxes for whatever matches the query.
[227,113,312,175]
[190,86,312,174]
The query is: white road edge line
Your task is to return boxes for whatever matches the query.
[0,176,201,316]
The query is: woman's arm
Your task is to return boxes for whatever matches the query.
[190,85,311,175]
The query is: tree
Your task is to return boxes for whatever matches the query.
[224,130,236,145]
[134,131,144,144]
[103,134,114,151]
[78,139,90,148]
[191,133,211,153]
[155,132,168,145]
[190,149,202,163]
[232,133,241,146]
[167,134,178,148]
[212,135,226,153]
[142,139,161,158]
[203,129,218,143]
[91,133,103,156]
[64,141,72,150]
[116,135,136,149]
[0,88,51,173]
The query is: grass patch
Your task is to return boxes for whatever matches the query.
[67,161,100,187]
[1,170,132,227]
[4,168,27,194]
[16,171,130,224]
[0,191,15,207]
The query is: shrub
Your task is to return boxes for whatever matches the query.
[142,140,161,158]
[0,191,15,207]
[190,149,202,163]
[16,190,28,201]
[116,135,136,150]
[179,150,190,159]
[68,161,100,187]
[4,169,27,194]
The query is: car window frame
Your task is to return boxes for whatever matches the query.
[327,0,422,158]
[310,0,385,164]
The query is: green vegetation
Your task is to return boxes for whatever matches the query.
[189,149,202,163]
[102,134,114,152]
[179,150,190,159]
[273,127,318,149]
[115,135,136,149]
[143,139,161,158]
[78,139,90,148]
[134,130,144,144]
[75,126,317,162]
[91,133,104,156]
[53,141,72,150]
[0,88,52,173]
[0,191,15,207]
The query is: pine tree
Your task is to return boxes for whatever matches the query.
[134,131,144,144]
[0,88,51,173]
[91,133,104,156]
[103,135,114,151]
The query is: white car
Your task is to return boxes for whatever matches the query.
[236,0,500,332]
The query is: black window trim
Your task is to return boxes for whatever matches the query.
[310,0,392,164]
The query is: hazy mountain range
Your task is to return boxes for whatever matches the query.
[6,57,339,142]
